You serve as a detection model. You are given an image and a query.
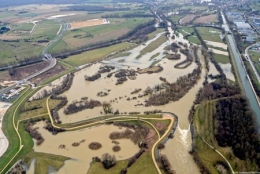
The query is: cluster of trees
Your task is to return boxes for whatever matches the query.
[146,67,201,106]
[160,155,176,174]
[101,153,117,169]
[101,13,153,18]
[215,96,260,163]
[43,120,65,135]
[51,96,68,124]
[110,123,149,144]
[24,121,44,145]
[174,48,194,69]
[0,26,10,34]
[64,5,129,11]
[64,99,101,115]
[32,73,74,100]
[85,73,101,81]
[7,161,26,174]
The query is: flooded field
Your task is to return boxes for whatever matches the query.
[29,22,220,173]
[32,122,139,173]
[56,31,198,124]
[219,63,235,81]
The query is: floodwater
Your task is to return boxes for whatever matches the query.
[204,40,227,50]
[210,48,229,56]
[31,22,212,173]
[33,122,139,174]
[58,31,197,124]
[158,24,202,174]
[219,63,235,81]
[26,159,36,174]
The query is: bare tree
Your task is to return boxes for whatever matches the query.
[102,101,113,114]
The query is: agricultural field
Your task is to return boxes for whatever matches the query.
[32,20,60,40]
[11,23,34,31]
[180,14,196,24]
[194,14,218,24]
[0,40,43,65]
[64,42,133,66]
[196,27,222,43]
[50,17,151,53]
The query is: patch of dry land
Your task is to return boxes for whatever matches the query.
[194,14,217,23]
[70,19,109,29]
[180,15,196,24]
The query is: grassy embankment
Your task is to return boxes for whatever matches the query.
[0,87,69,174]
[49,18,151,54]
[194,100,258,173]
[249,50,260,74]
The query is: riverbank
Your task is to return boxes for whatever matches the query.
[0,102,11,158]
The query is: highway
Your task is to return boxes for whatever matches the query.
[245,43,260,83]
[0,19,68,96]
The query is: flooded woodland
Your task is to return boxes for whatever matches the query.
[28,21,235,174]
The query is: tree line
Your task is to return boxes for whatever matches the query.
[63,5,130,11]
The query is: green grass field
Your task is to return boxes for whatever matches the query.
[64,42,133,66]
[12,23,34,31]
[196,27,222,43]
[33,20,60,40]
[0,40,43,65]
[213,53,230,64]
[50,18,151,53]
[177,27,194,37]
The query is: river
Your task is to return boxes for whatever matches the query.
[221,12,260,121]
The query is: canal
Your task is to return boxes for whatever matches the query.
[221,12,260,122]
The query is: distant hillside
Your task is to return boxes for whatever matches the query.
[0,0,143,7]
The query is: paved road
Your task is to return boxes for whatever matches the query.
[0,19,68,96]
[245,43,260,83]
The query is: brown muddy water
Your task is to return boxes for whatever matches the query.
[31,122,139,174]
[28,22,222,173]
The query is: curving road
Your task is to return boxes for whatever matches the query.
[245,43,260,83]
[0,19,68,96]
